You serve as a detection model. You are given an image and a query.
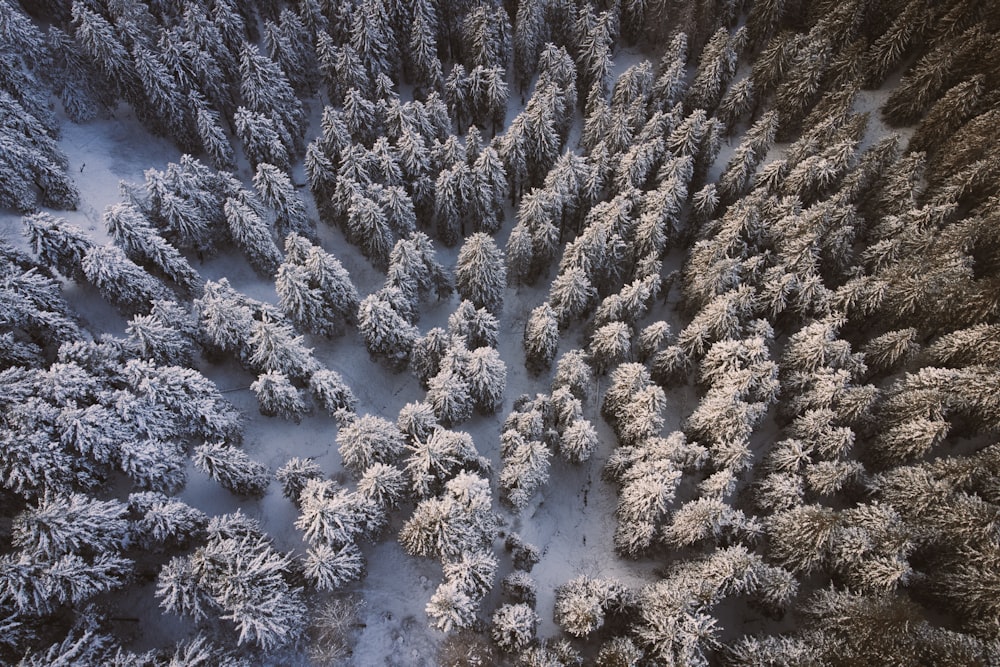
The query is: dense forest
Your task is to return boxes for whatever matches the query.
[1,0,1000,664]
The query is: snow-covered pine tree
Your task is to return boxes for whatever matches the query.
[464,346,507,415]
[523,302,560,373]
[103,201,202,293]
[455,233,507,315]
[404,426,481,498]
[553,576,632,639]
[500,433,551,510]
[193,441,269,496]
[275,457,324,504]
[238,42,305,156]
[492,603,539,653]
[223,194,283,276]
[357,292,420,370]
[233,106,290,171]
[129,491,208,550]
[12,492,129,559]
[250,370,309,422]
[336,413,406,477]
[23,212,94,283]
[248,313,318,380]
[254,162,313,241]
[81,245,171,316]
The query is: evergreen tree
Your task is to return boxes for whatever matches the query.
[465,346,507,415]
[455,233,507,315]
[275,456,323,504]
[12,492,128,560]
[492,603,539,653]
[23,212,94,283]
[224,194,283,276]
[103,202,202,293]
[254,163,313,240]
[239,43,305,155]
[81,245,171,316]
[500,433,551,510]
[336,413,406,477]
[357,293,420,370]
[251,370,309,422]
[523,302,560,373]
[193,442,270,496]
[234,106,290,170]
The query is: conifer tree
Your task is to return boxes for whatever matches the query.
[251,370,309,422]
[193,442,270,496]
[254,163,313,241]
[23,213,94,283]
[523,302,560,373]
[455,233,507,315]
[336,413,406,478]
[81,245,171,316]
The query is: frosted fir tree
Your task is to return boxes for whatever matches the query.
[251,370,309,422]
[159,527,306,651]
[492,603,540,653]
[502,570,538,606]
[303,542,366,591]
[357,293,420,370]
[238,43,305,153]
[193,441,270,496]
[81,244,171,316]
[193,278,256,358]
[103,202,202,293]
[192,96,235,171]
[223,195,283,277]
[523,302,560,373]
[126,310,194,367]
[404,427,480,498]
[12,493,129,559]
[408,12,443,94]
[395,400,440,448]
[116,435,186,492]
[308,368,357,416]
[426,579,478,632]
[455,233,507,315]
[275,457,324,504]
[686,27,742,114]
[549,266,597,328]
[248,313,318,380]
[295,478,368,547]
[560,418,599,464]
[400,472,498,561]
[551,349,593,401]
[718,111,780,204]
[234,106,291,171]
[410,327,450,388]
[500,435,551,510]
[443,548,498,602]
[426,366,475,428]
[464,346,507,415]
[447,300,500,350]
[554,576,633,639]
[129,492,207,550]
[357,462,408,512]
[336,413,406,478]
[22,212,94,283]
[347,192,395,269]
[274,263,327,334]
[588,321,633,375]
[253,162,313,241]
